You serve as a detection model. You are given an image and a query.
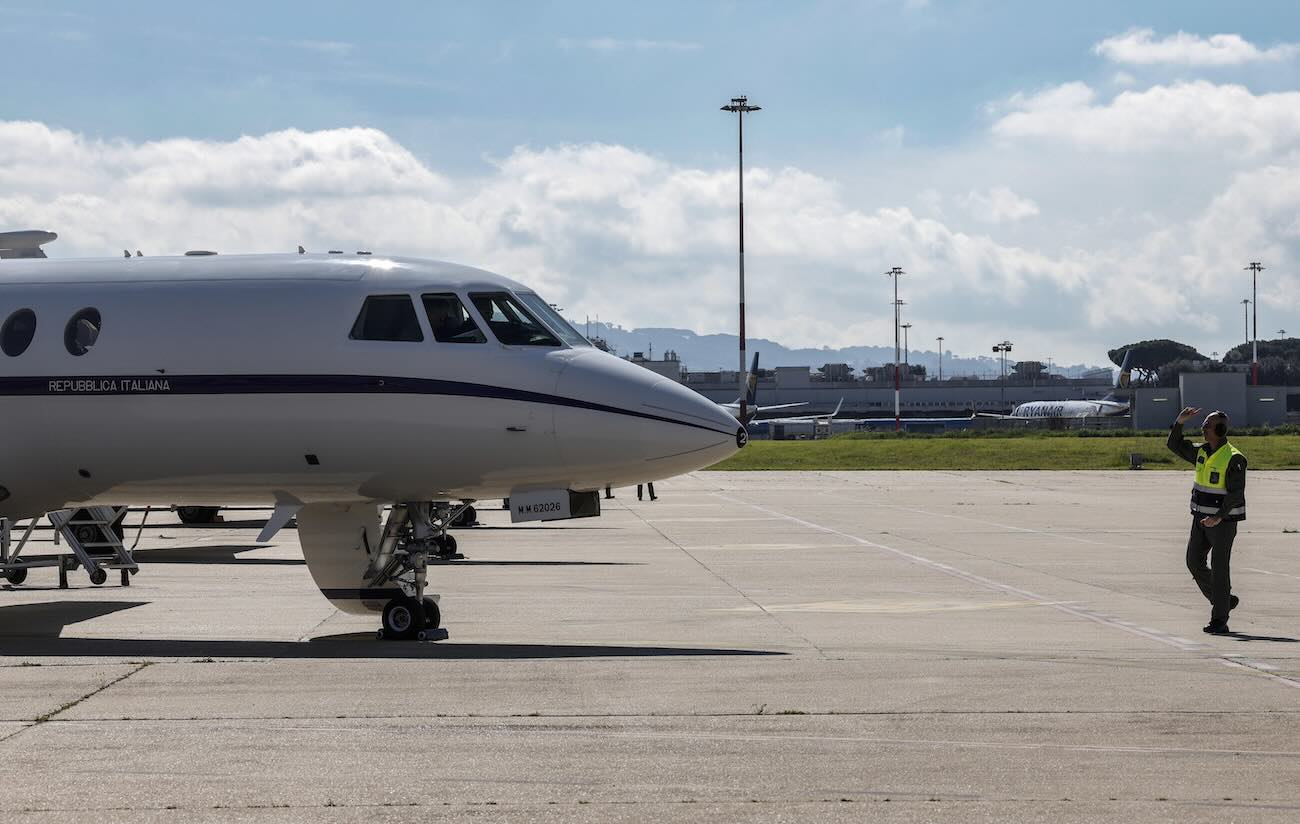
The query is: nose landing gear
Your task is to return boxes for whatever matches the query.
[370,501,467,641]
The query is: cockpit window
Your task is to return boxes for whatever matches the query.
[515,292,591,347]
[469,293,561,347]
[349,295,423,342]
[422,294,486,343]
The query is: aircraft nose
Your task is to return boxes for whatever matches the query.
[554,351,743,483]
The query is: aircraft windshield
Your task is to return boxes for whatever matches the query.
[469,293,561,347]
[515,293,591,347]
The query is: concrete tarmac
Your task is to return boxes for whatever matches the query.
[2,470,1299,822]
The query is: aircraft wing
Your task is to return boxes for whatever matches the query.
[758,398,840,424]
[754,402,809,414]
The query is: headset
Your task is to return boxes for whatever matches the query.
[1211,412,1227,438]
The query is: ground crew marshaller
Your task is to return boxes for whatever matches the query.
[1167,407,1246,634]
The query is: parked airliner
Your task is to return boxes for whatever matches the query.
[986,351,1134,420]
[0,234,744,639]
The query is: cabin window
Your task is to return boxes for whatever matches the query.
[349,295,423,342]
[515,292,591,347]
[421,294,486,344]
[468,292,560,347]
[64,308,101,356]
[1,308,36,357]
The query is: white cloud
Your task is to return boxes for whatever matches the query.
[992,81,1300,155]
[876,125,906,148]
[1095,28,1300,67]
[286,39,355,57]
[957,187,1039,224]
[0,122,1089,353]
[254,37,356,57]
[1,115,1297,364]
[558,37,700,53]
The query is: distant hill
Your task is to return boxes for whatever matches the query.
[575,321,1103,379]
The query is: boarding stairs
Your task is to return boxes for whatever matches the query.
[1,506,139,587]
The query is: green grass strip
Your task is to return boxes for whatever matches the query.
[711,434,1300,471]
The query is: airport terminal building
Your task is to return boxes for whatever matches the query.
[627,354,1300,435]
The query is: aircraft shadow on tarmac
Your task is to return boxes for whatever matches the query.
[431,560,641,567]
[133,545,305,565]
[128,545,635,568]
[150,521,617,532]
[0,602,782,660]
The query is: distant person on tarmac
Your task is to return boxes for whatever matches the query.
[637,482,656,501]
[1167,406,1246,635]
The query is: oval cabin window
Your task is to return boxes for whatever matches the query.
[64,308,102,356]
[1,308,37,357]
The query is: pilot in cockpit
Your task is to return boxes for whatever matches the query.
[425,295,486,343]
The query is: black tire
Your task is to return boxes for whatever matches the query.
[4,568,27,585]
[381,597,425,641]
[74,524,99,545]
[452,506,477,527]
[422,597,441,629]
[88,568,108,586]
[177,506,219,525]
[437,533,458,558]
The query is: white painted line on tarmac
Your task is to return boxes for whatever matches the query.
[716,493,1208,652]
[1220,658,1300,690]
[1242,566,1300,583]
[719,492,1300,691]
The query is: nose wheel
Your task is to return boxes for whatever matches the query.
[379,597,424,640]
[370,502,459,641]
[377,595,447,641]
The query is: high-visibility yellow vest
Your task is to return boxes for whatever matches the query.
[1191,442,1246,521]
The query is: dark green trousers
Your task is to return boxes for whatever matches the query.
[1185,516,1237,623]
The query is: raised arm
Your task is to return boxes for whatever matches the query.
[1166,406,1201,464]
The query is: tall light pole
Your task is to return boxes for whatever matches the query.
[992,341,1013,409]
[886,267,905,432]
[936,336,944,381]
[1246,262,1264,385]
[721,96,761,421]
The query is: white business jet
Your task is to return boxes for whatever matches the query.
[0,233,744,639]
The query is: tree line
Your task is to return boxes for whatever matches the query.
[1107,338,1300,386]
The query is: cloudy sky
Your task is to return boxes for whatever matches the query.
[2,1,1298,366]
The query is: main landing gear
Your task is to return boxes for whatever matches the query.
[369,501,470,641]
